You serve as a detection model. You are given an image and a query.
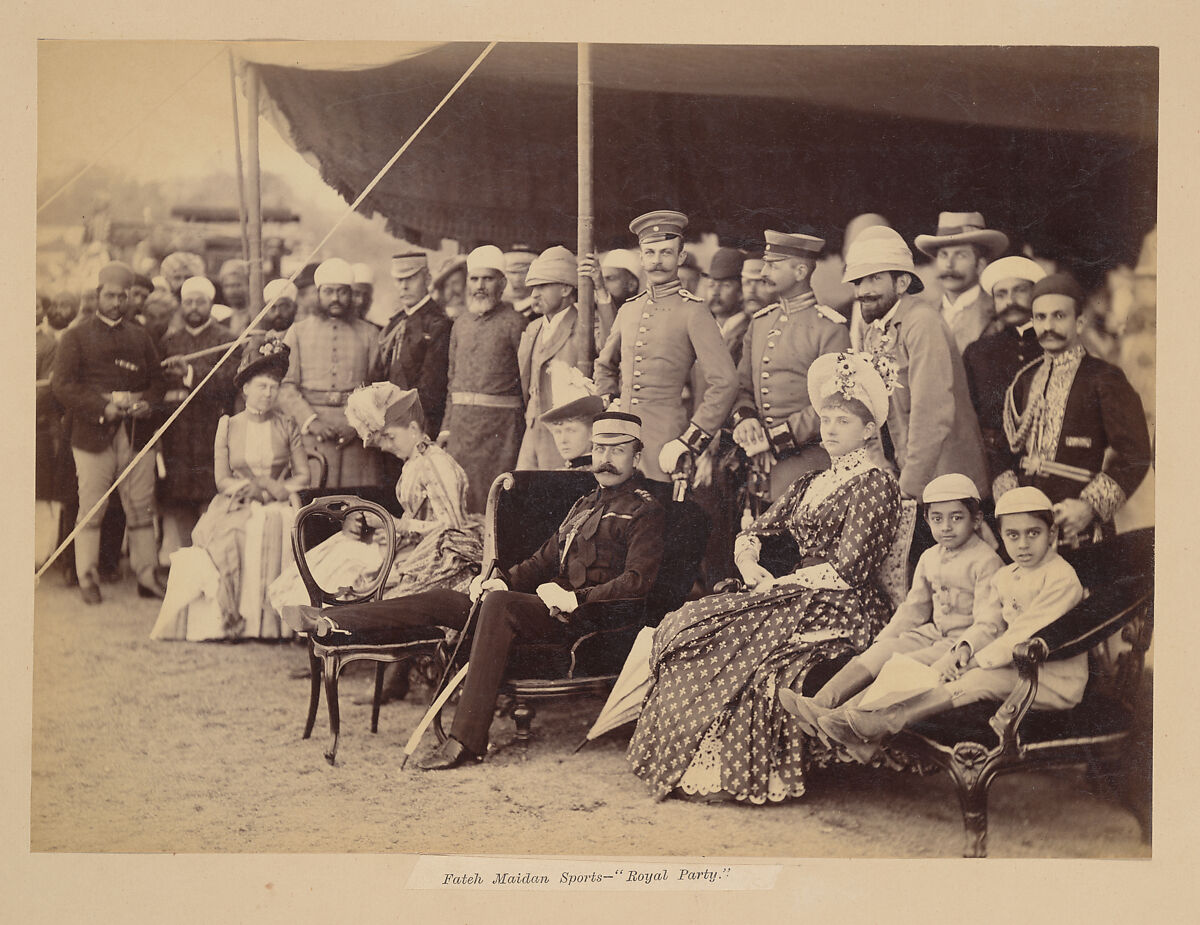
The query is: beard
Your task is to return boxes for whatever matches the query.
[467,291,499,315]
[184,311,209,328]
[858,290,899,322]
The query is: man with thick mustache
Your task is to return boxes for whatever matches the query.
[439,245,529,513]
[158,277,239,559]
[962,256,1046,483]
[278,258,382,487]
[997,274,1151,545]
[848,227,988,510]
[914,211,1009,354]
[594,210,737,485]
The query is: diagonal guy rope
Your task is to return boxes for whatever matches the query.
[36,41,499,583]
[37,48,228,215]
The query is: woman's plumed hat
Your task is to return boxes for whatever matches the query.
[234,337,291,390]
[345,382,425,446]
[807,351,892,427]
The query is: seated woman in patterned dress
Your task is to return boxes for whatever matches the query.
[269,382,483,619]
[628,352,901,803]
[152,338,308,641]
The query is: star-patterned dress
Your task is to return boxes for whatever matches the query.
[628,448,900,803]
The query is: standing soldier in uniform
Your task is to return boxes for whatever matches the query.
[53,262,166,603]
[731,231,851,500]
[594,210,737,489]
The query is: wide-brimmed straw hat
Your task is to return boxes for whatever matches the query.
[914,211,1008,259]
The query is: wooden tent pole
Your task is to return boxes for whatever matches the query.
[227,49,250,262]
[245,63,265,316]
[574,42,595,375]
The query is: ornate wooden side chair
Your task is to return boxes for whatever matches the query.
[290,494,449,765]
[887,527,1154,857]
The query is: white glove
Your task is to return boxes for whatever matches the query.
[469,574,508,602]
[658,438,689,475]
[536,581,578,614]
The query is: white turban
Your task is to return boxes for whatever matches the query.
[600,249,643,280]
[180,276,216,301]
[351,262,374,285]
[466,245,506,276]
[314,258,354,287]
[979,256,1046,295]
[264,278,298,303]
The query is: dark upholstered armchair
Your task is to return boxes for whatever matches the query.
[431,469,709,745]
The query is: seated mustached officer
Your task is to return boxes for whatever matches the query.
[420,410,666,770]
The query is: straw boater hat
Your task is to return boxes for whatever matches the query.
[234,338,291,390]
[807,351,890,427]
[841,225,925,294]
[979,256,1046,295]
[539,361,605,426]
[914,211,1009,260]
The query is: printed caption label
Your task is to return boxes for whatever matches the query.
[407,857,780,891]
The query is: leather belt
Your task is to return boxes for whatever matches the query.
[451,392,523,409]
[1020,455,1095,484]
[302,387,355,407]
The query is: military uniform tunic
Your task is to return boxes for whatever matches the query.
[594,280,737,481]
[732,291,850,496]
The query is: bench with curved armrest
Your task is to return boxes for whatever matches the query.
[290,494,449,764]
[888,527,1154,857]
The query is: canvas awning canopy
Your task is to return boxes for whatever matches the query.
[240,43,1157,277]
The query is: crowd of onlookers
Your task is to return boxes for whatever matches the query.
[34,210,1156,617]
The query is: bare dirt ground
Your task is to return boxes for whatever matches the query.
[30,574,1150,858]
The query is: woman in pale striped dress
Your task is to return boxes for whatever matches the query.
[269,383,483,616]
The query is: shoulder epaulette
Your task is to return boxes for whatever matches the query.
[680,289,704,302]
[635,488,656,505]
[752,302,781,320]
[816,304,847,324]
[628,289,648,303]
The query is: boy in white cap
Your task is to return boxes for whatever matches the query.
[779,472,1002,734]
[278,257,382,487]
[818,486,1085,762]
[441,245,529,512]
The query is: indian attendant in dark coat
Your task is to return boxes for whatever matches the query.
[440,246,528,514]
[997,274,1152,544]
[158,277,238,557]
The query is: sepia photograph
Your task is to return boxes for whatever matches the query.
[28,38,1162,867]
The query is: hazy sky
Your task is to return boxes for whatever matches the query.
[38,41,349,212]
